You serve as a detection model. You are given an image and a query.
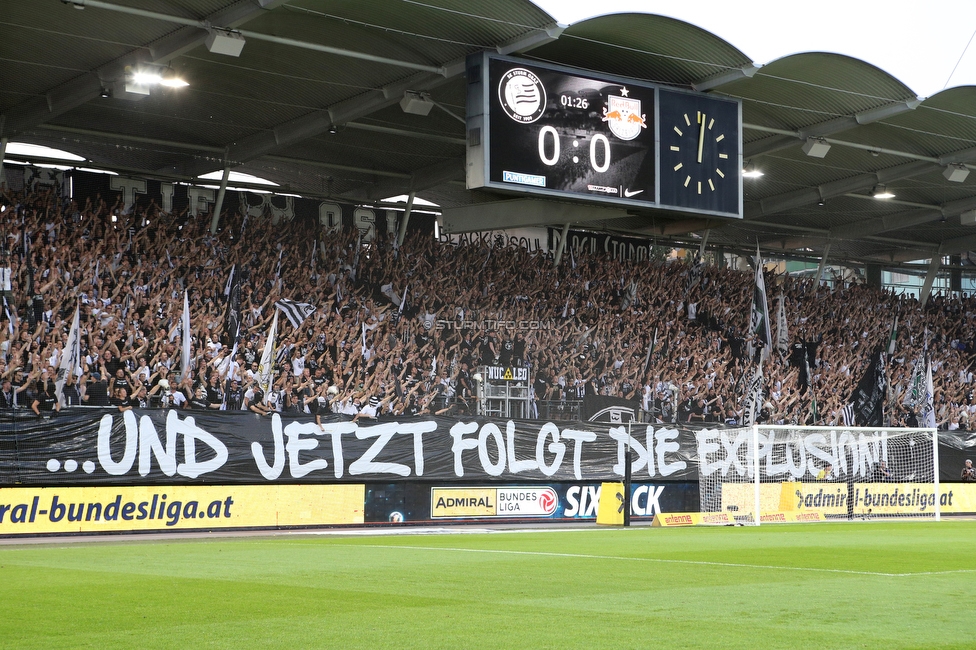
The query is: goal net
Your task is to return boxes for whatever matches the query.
[697,426,940,524]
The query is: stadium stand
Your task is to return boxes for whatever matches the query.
[0,182,972,430]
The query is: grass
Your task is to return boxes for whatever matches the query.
[1,521,975,649]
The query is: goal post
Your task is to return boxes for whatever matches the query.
[697,425,940,524]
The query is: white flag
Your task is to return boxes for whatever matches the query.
[749,243,772,362]
[921,361,936,429]
[223,264,236,297]
[887,315,899,355]
[775,293,789,356]
[744,365,764,426]
[217,342,238,378]
[181,290,191,381]
[903,352,925,408]
[55,304,81,406]
[258,310,278,404]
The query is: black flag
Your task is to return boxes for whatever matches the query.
[850,348,887,426]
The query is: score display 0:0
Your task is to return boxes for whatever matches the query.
[537,126,611,173]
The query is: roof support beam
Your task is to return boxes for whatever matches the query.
[692,64,760,92]
[497,24,566,55]
[746,160,936,220]
[440,199,626,234]
[553,222,571,268]
[628,218,716,237]
[811,243,831,295]
[341,158,463,202]
[928,232,976,258]
[920,245,944,307]
[176,23,562,177]
[742,98,920,159]
[0,0,285,137]
[771,196,976,250]
[174,70,452,178]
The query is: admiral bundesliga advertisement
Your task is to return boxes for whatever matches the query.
[486,57,657,205]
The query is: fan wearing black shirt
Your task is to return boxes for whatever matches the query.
[224,379,244,411]
[86,373,110,407]
[189,387,210,410]
[306,383,332,429]
[109,386,133,412]
[31,373,60,416]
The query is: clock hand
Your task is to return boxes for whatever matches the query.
[697,113,706,164]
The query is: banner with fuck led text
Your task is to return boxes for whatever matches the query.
[0,410,973,486]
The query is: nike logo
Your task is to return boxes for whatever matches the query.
[623,188,644,198]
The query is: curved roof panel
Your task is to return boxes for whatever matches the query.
[728,53,919,132]
[529,13,752,86]
[5,1,976,267]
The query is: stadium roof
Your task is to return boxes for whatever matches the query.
[4,0,976,266]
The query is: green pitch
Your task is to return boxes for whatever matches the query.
[2,522,975,649]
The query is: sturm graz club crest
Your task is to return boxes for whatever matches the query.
[601,87,646,141]
[497,68,547,124]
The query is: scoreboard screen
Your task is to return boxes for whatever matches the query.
[465,53,742,218]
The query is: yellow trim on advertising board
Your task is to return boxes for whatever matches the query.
[721,482,976,517]
[0,484,364,535]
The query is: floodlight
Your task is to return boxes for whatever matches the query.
[159,68,189,88]
[801,137,831,158]
[206,28,246,57]
[400,91,435,117]
[943,164,970,183]
[872,184,895,199]
[742,162,764,178]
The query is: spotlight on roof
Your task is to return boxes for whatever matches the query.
[872,183,895,199]
[159,67,189,88]
[328,124,339,135]
[206,28,246,57]
[131,70,162,86]
[943,164,970,183]
[399,91,435,117]
[124,65,188,95]
[742,162,764,178]
[801,137,831,158]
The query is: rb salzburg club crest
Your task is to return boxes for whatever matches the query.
[602,89,646,141]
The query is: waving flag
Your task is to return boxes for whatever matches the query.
[55,303,81,406]
[775,293,789,356]
[749,243,771,362]
[275,299,316,329]
[180,290,191,381]
[258,310,278,405]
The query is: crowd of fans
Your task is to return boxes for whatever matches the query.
[1,179,975,430]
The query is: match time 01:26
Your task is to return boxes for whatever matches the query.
[559,94,589,109]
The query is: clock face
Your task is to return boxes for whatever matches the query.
[658,89,740,215]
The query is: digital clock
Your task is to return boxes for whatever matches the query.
[467,54,657,207]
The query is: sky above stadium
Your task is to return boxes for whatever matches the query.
[531,0,976,99]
